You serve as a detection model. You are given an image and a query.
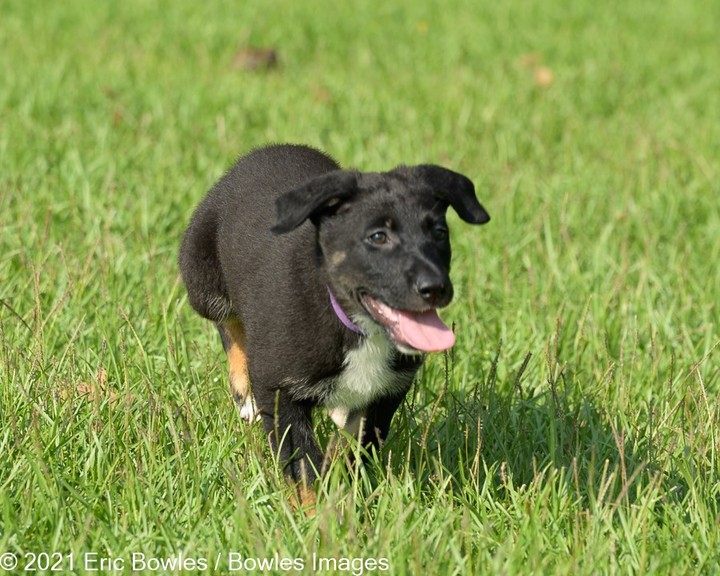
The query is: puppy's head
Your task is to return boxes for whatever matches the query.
[272,164,490,353]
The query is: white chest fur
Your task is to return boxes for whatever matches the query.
[324,328,408,412]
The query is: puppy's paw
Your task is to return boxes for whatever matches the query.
[239,394,261,422]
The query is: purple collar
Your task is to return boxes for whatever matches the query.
[328,289,364,335]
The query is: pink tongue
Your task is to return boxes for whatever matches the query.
[393,309,456,352]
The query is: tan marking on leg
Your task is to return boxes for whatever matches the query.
[288,481,317,516]
[286,459,317,515]
[223,319,256,419]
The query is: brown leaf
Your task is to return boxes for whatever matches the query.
[533,66,554,88]
[519,52,542,69]
[312,85,332,104]
[232,47,279,71]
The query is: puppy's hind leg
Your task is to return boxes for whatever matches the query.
[217,319,258,422]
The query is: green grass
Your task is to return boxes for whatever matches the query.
[1,0,719,573]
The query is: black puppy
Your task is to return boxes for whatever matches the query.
[179,144,489,504]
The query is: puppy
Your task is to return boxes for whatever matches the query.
[179,144,489,504]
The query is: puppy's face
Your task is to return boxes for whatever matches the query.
[319,174,455,351]
[273,165,490,353]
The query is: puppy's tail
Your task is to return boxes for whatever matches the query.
[179,201,232,322]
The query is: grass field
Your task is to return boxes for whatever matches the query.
[1,0,719,573]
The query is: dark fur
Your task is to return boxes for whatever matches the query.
[179,144,489,489]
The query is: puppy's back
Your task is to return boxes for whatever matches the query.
[179,144,339,322]
[216,144,339,211]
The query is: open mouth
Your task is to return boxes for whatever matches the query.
[360,294,456,353]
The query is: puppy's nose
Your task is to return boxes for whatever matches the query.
[414,274,452,306]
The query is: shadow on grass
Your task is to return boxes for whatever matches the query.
[375,341,705,513]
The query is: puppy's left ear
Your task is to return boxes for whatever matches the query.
[272,170,359,234]
[415,165,490,224]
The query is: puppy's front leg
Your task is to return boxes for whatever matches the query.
[257,389,323,508]
[360,392,408,452]
[326,391,407,465]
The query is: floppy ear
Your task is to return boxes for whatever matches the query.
[414,165,490,224]
[271,170,359,234]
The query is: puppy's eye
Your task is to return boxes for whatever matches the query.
[432,226,449,242]
[367,231,389,245]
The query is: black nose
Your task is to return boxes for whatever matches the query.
[414,274,452,306]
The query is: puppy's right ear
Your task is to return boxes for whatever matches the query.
[272,170,358,234]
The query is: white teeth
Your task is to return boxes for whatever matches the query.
[361,295,399,328]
